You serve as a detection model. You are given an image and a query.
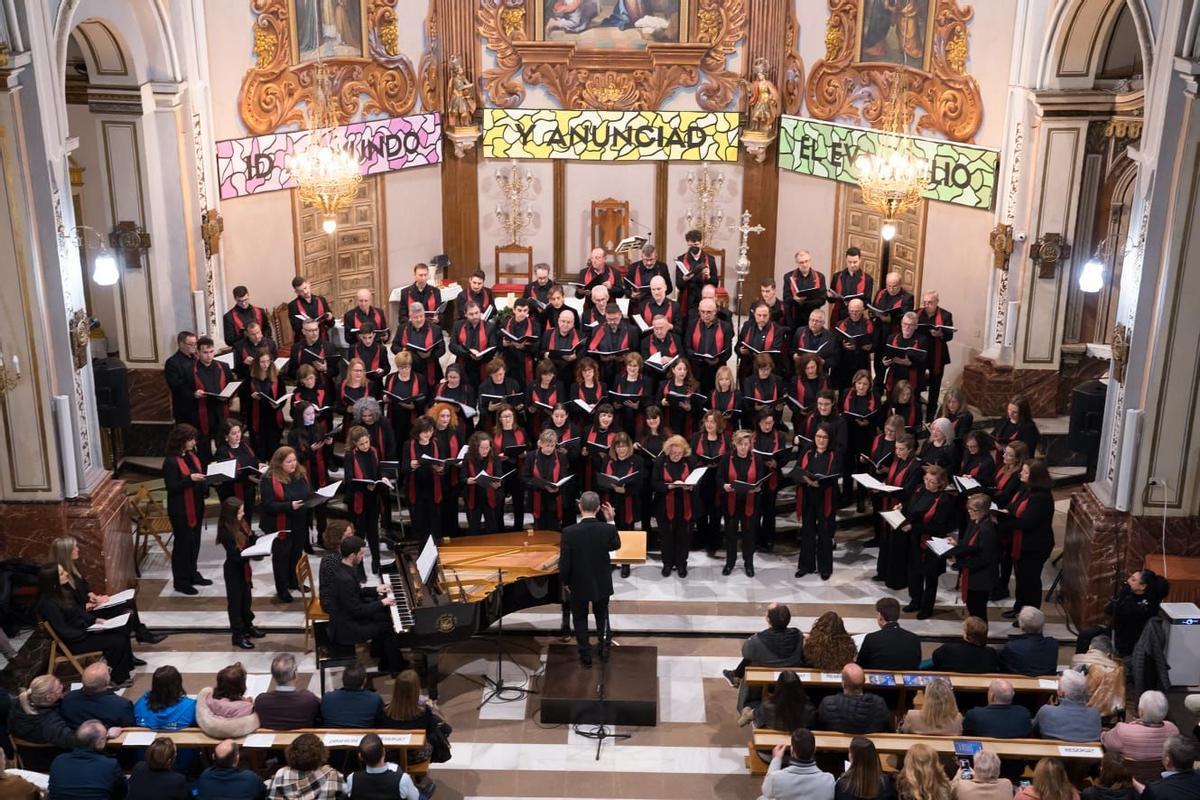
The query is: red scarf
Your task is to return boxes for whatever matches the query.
[176,453,203,527]
[925,308,948,371]
[604,458,636,522]
[882,456,915,511]
[662,460,693,521]
[349,449,377,515]
[915,489,947,550]
[230,305,266,337]
[406,440,443,503]
[795,449,835,517]
[1010,489,1030,559]
[726,455,758,517]
[466,456,499,508]
[531,452,564,518]
[269,476,289,539]
[690,320,726,355]
[192,363,228,436]
[961,520,981,600]
[507,318,537,384]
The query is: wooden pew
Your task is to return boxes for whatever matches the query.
[108,727,429,775]
[747,730,1103,776]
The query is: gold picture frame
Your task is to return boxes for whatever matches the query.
[532,0,692,49]
[289,0,369,64]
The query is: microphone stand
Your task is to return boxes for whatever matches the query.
[466,566,536,709]
[571,613,631,759]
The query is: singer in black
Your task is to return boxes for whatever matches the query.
[559,491,622,668]
[216,497,264,649]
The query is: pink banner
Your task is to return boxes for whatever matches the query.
[215,113,443,200]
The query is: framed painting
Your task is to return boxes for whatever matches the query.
[291,0,367,62]
[856,0,935,70]
[535,0,690,50]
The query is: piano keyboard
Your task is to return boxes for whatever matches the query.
[385,572,416,633]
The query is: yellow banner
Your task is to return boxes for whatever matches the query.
[482,108,741,162]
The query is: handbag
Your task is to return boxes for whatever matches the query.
[428,711,453,763]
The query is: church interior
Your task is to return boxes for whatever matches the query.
[2,0,1200,798]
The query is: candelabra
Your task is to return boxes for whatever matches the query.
[685,165,725,245]
[730,210,765,329]
[0,345,22,398]
[494,160,534,246]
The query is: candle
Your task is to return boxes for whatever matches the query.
[13,355,19,377]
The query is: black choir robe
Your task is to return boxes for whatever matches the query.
[916,307,955,377]
[449,319,498,386]
[164,350,198,425]
[397,282,443,325]
[674,249,718,310]
[391,321,446,388]
[782,267,827,330]
[828,268,874,326]
[223,303,269,346]
[287,294,333,339]
[192,359,235,439]
[343,305,389,345]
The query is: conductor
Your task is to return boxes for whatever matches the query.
[560,491,622,668]
[325,535,404,672]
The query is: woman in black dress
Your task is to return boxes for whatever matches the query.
[47,536,165,645]
[36,563,136,684]
[899,465,956,619]
[216,497,263,649]
[709,365,743,431]
[660,358,702,440]
[214,418,260,522]
[493,404,530,530]
[636,406,668,538]
[991,440,1030,600]
[527,359,566,438]
[463,432,502,535]
[611,353,649,435]
[992,394,1040,457]
[1002,459,1055,618]
[719,430,765,577]
[753,410,792,551]
[401,417,445,541]
[523,428,573,531]
[945,493,1000,621]
[344,425,386,571]
[429,401,465,537]
[162,423,210,596]
[247,350,286,458]
[842,369,882,508]
[652,435,699,578]
[383,350,427,450]
[918,417,959,471]
[287,401,333,551]
[795,425,842,580]
[260,445,312,603]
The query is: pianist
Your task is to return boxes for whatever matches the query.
[325,535,404,672]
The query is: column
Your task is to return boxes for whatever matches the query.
[435,0,481,277]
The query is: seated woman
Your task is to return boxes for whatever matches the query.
[385,669,446,765]
[898,678,962,735]
[837,736,895,800]
[1080,754,1137,800]
[951,748,1011,800]
[1072,635,1126,718]
[898,743,952,800]
[195,662,260,739]
[127,737,189,800]
[35,563,137,685]
[746,671,815,731]
[1013,758,1078,800]
[268,733,344,799]
[1100,689,1178,761]
[134,665,196,730]
[48,535,165,645]
[805,611,858,672]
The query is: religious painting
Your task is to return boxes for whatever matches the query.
[291,0,365,62]
[536,0,689,49]
[856,0,934,70]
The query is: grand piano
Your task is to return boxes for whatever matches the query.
[381,530,646,699]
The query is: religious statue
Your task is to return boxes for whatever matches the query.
[746,60,781,135]
[446,56,478,129]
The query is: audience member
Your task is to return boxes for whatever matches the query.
[1141,736,1200,800]
[193,740,265,800]
[1101,689,1179,760]
[385,670,442,765]
[1080,754,1137,800]
[127,737,188,800]
[931,617,1001,674]
[758,728,835,800]
[9,676,77,770]
[196,663,260,738]
[1013,758,1078,800]
[46,720,126,800]
[962,679,1032,738]
[1033,670,1101,742]
[897,742,951,800]
[319,663,387,728]
[749,671,816,731]
[254,653,320,729]
[815,664,892,734]
[898,678,962,735]
[806,611,859,672]
[133,665,197,730]
[346,732,422,799]
[857,598,921,671]
[951,749,1012,800]
[0,748,44,800]
[1103,569,1169,658]
[1072,636,1126,717]
[267,733,344,799]
[835,736,895,800]
[999,607,1058,676]
[59,662,135,728]
[726,602,806,692]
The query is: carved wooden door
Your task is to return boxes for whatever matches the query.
[292,176,386,316]
[833,184,927,296]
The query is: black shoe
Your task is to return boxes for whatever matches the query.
[990,588,1010,601]
[795,569,807,578]
[661,566,671,577]
[233,636,255,650]
[820,573,831,581]
[620,564,631,578]
[598,647,611,662]
[870,574,886,582]
[916,610,933,620]
[193,576,213,586]
[706,549,717,559]
[1001,608,1019,619]
[135,629,167,645]
[902,603,919,613]
[131,656,147,667]
[745,565,755,578]
[862,538,880,547]
[721,565,734,576]
[174,585,198,596]
[579,654,593,669]
[678,566,687,578]
[277,592,294,603]
[722,669,740,688]
[248,627,266,639]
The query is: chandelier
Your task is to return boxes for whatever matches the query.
[685,165,725,246]
[284,59,362,235]
[853,72,931,237]
[495,161,533,246]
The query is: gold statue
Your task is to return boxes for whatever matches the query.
[446,56,478,129]
[746,59,780,134]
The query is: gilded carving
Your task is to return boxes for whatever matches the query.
[783,2,805,116]
[418,4,441,112]
[806,0,983,143]
[478,0,747,112]
[238,0,417,136]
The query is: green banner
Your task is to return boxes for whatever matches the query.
[777,116,999,211]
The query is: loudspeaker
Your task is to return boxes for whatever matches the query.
[93,357,131,429]
[1067,379,1106,453]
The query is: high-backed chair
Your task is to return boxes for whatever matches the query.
[295,556,327,654]
[38,618,102,681]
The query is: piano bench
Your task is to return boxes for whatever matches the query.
[313,622,359,695]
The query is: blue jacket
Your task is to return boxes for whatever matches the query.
[192,766,265,800]
[48,748,128,800]
[134,694,197,730]
[963,703,1033,739]
[319,688,387,728]
[1033,697,1102,742]
[999,633,1058,676]
[1143,771,1200,800]
[60,688,136,728]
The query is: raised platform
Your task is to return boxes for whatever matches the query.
[540,642,658,727]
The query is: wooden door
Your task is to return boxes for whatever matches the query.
[292,176,387,316]
[833,184,927,296]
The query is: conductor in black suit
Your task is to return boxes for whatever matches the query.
[560,491,622,668]
[326,535,403,671]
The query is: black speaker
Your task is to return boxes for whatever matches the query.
[93,357,131,429]
[1067,379,1107,453]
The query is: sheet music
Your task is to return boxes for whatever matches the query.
[241,532,278,558]
[880,509,907,529]
[416,535,439,584]
[92,588,136,611]
[207,459,237,479]
[926,537,954,556]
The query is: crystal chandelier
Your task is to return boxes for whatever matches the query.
[853,73,931,231]
[285,58,362,235]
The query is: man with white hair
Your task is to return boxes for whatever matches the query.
[917,290,955,421]
[391,301,445,387]
[684,297,733,392]
[953,748,1012,800]
[1032,669,1101,741]
[962,679,1033,739]
[1101,690,1180,760]
[832,297,874,391]
[783,249,827,330]
[999,606,1059,676]
[582,284,610,329]
[343,287,388,345]
[626,243,672,315]
[578,247,622,308]
[880,310,928,394]
[869,271,913,382]
[253,653,320,730]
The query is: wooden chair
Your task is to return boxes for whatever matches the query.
[590,197,631,268]
[295,556,327,654]
[9,734,59,771]
[1123,758,1164,785]
[271,303,295,350]
[38,618,103,681]
[129,486,173,574]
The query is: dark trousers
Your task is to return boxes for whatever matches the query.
[799,507,835,576]
[73,630,135,683]
[885,529,910,590]
[699,488,722,552]
[758,489,779,547]
[271,531,303,598]
[465,502,500,535]
[925,371,944,422]
[875,523,892,579]
[659,516,691,571]
[723,513,757,569]
[570,596,610,657]
[411,497,440,541]
[965,589,989,621]
[353,504,381,571]
[170,519,203,590]
[502,475,525,531]
[223,561,254,636]
[1014,551,1049,610]
[908,570,939,615]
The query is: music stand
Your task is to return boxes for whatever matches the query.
[463,567,537,709]
[571,617,631,759]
